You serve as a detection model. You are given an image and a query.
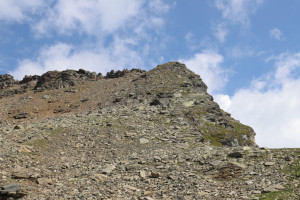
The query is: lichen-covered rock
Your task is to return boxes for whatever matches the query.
[20,75,40,84]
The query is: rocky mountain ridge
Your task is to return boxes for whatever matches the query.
[0,62,254,146]
[0,62,299,199]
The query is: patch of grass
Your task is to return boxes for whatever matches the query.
[283,150,300,177]
[47,127,65,134]
[258,189,294,200]
[257,149,300,200]
[28,138,50,148]
[185,105,255,146]
[26,127,65,149]
[200,121,255,147]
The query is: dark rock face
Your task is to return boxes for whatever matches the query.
[34,69,97,90]
[106,69,129,78]
[105,69,145,79]
[0,74,16,89]
[0,74,28,98]
[34,68,145,90]
[20,75,40,84]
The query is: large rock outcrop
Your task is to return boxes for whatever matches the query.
[0,74,16,89]
[34,69,98,90]
[122,62,256,146]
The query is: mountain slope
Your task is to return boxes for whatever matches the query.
[0,62,299,199]
[0,62,255,147]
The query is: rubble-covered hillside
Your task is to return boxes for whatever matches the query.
[0,62,299,199]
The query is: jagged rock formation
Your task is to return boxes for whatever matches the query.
[0,62,299,199]
[106,69,145,79]
[127,62,255,146]
[34,69,98,90]
[0,74,16,89]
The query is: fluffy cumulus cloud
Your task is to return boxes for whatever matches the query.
[215,52,300,148]
[29,0,171,37]
[270,28,285,41]
[0,0,171,38]
[10,40,144,80]
[34,0,144,35]
[7,0,171,79]
[180,51,227,93]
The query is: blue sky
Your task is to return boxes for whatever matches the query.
[1,0,300,148]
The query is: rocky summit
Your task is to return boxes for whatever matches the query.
[0,62,299,199]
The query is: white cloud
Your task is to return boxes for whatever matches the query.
[0,0,45,22]
[214,94,232,110]
[184,32,201,50]
[216,52,300,148]
[10,40,144,80]
[270,28,285,41]
[273,52,300,82]
[34,0,144,35]
[227,46,254,58]
[0,1,170,37]
[185,32,194,42]
[215,0,264,26]
[33,0,170,37]
[213,23,228,43]
[180,51,227,93]
[8,0,172,80]
[149,0,170,14]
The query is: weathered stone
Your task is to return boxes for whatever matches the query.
[182,101,194,107]
[101,164,116,174]
[262,185,279,193]
[14,125,24,130]
[0,183,20,192]
[139,138,149,144]
[139,170,146,179]
[11,167,32,179]
[228,152,243,158]
[18,145,33,153]
[13,113,29,119]
[264,162,275,166]
[150,172,159,178]
[37,178,53,186]
[93,174,108,182]
[42,95,50,99]
[125,132,137,138]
